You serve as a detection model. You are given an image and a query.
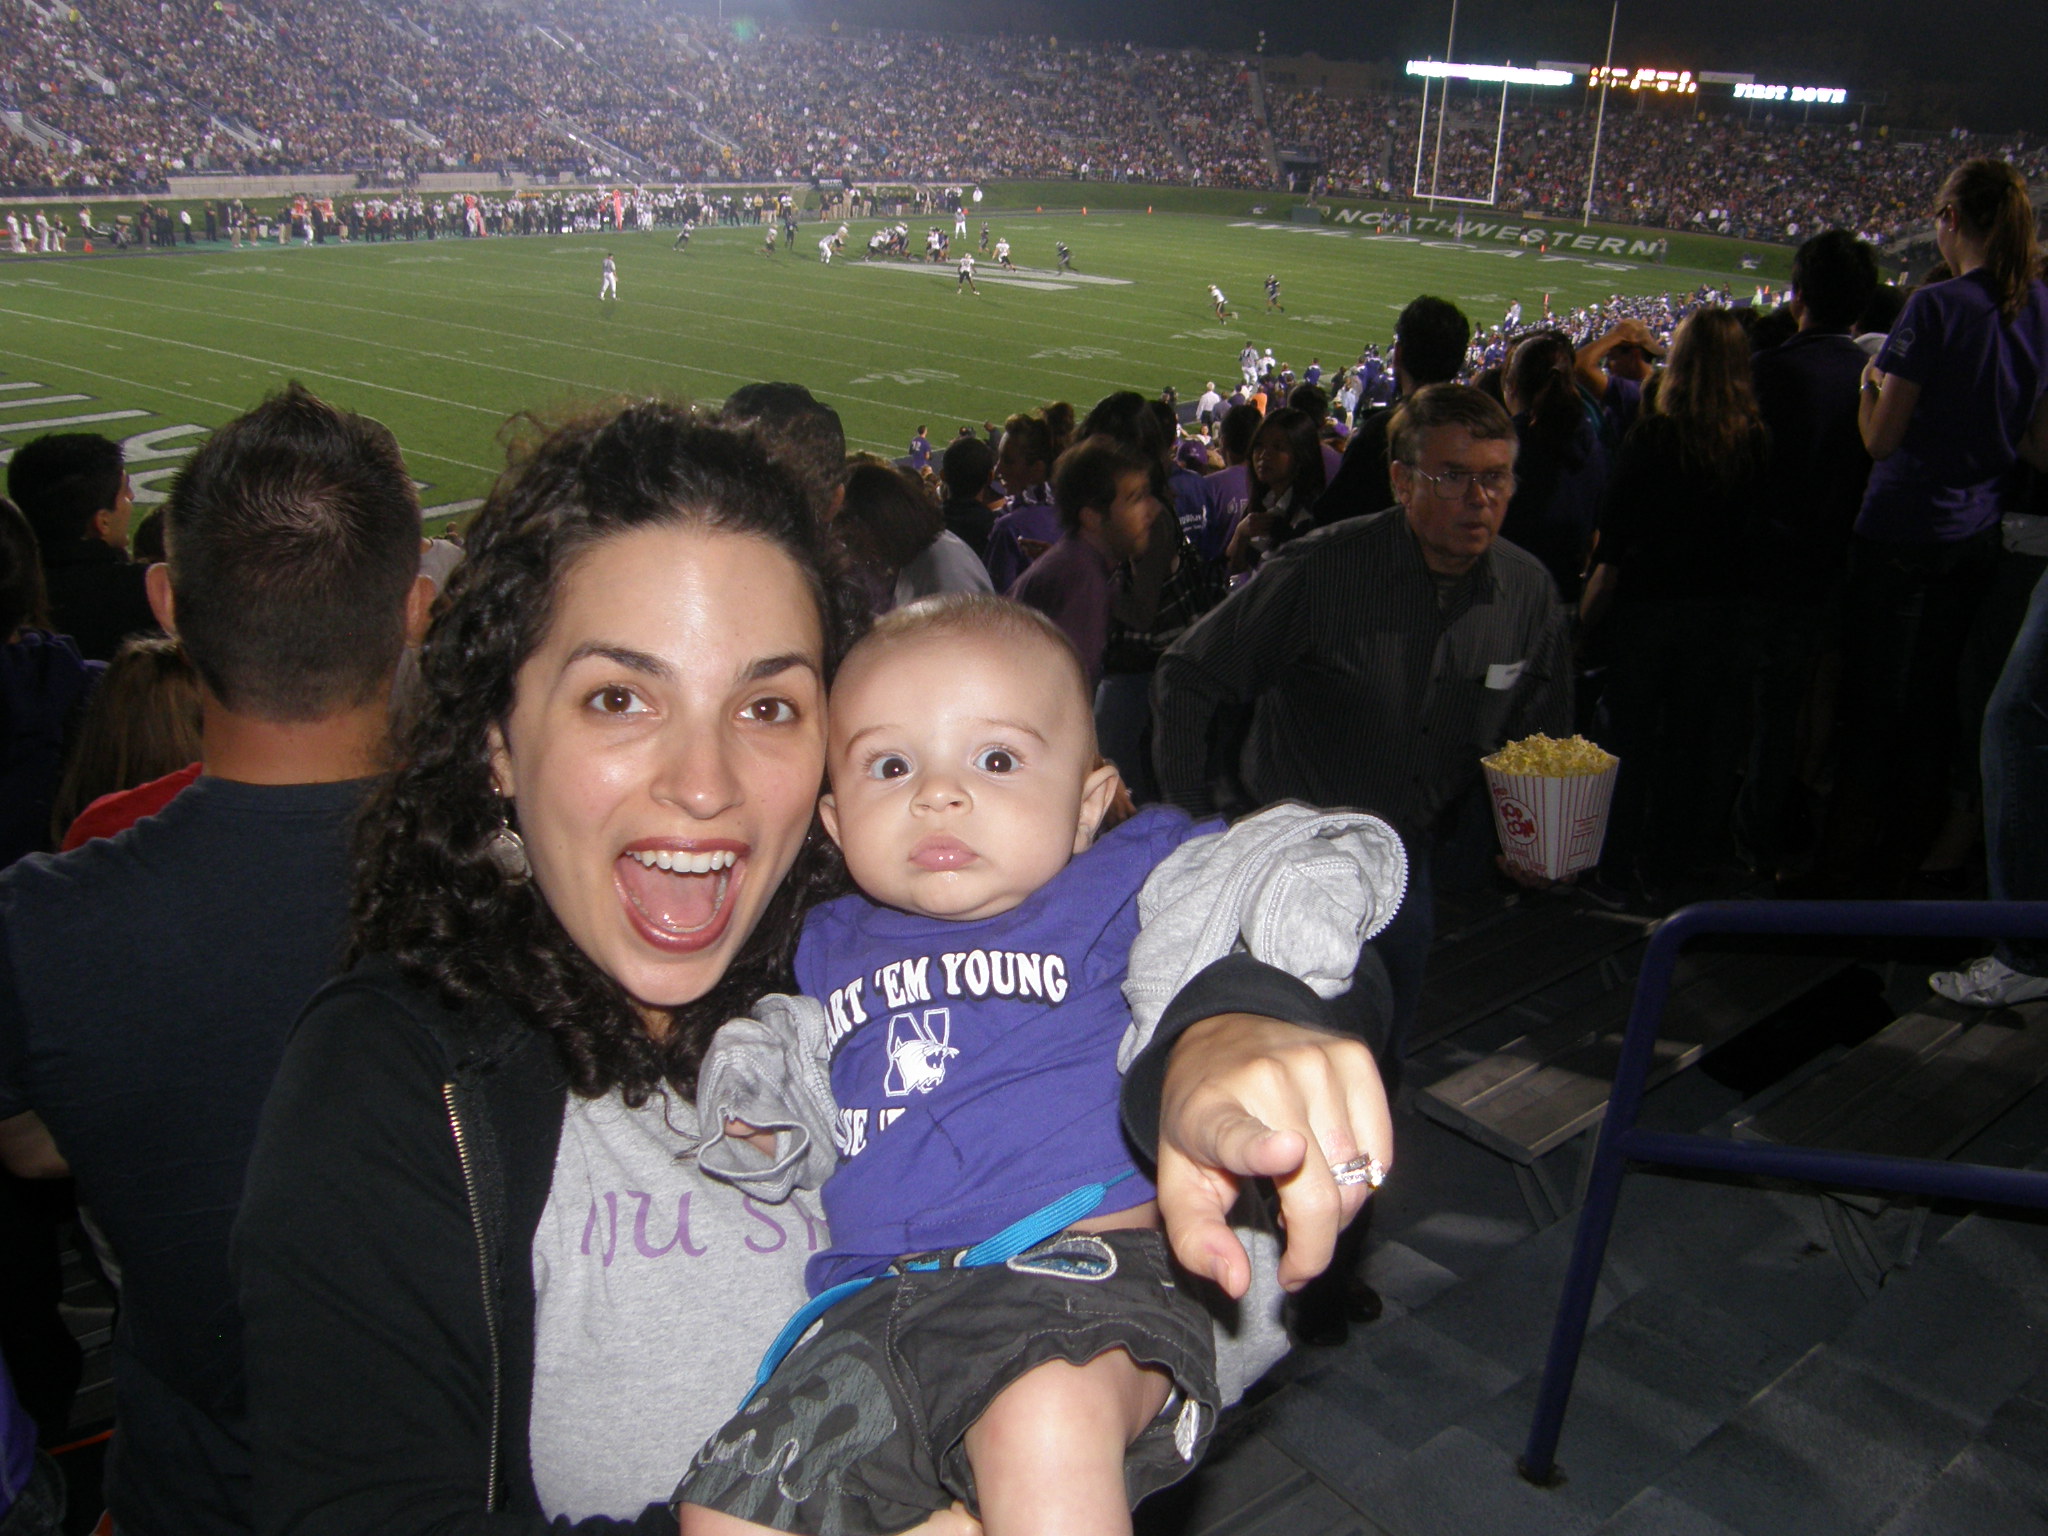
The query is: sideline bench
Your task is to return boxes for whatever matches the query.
[1421,947,1848,1222]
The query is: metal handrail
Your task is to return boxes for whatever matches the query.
[1519,899,2048,1485]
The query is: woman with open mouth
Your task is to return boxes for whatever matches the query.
[234,399,1392,1535]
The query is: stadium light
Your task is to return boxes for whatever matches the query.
[1405,61,1575,88]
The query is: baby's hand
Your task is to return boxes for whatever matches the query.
[723,1119,778,1157]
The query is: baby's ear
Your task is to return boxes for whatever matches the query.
[817,792,844,849]
[1073,761,1124,852]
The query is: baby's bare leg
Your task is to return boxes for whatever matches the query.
[962,1350,1173,1536]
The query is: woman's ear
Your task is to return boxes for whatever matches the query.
[1073,761,1123,852]
[487,724,516,801]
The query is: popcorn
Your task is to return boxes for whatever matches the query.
[1482,734,1617,778]
[1482,734,1620,880]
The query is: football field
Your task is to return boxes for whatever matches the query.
[0,209,1719,529]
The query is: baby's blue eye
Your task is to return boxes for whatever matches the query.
[868,754,912,780]
[974,748,1018,774]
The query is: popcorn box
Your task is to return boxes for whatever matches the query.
[1483,753,1618,881]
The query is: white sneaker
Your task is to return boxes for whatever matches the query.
[1929,955,2048,1008]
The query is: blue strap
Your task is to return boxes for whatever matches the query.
[740,1170,1136,1407]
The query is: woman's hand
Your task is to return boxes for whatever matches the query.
[1153,1015,1392,1299]
[1225,512,1268,574]
[1858,359,1919,461]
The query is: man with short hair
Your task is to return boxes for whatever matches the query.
[6,433,155,662]
[1157,384,1569,1053]
[1574,317,1664,446]
[937,434,1001,561]
[0,384,432,1536]
[1008,435,1162,688]
[721,381,846,521]
[1156,384,1566,1345]
[1313,296,1471,526]
[1738,230,1880,875]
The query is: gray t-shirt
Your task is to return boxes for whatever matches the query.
[529,1090,825,1522]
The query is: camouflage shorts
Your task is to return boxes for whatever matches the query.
[673,1227,1218,1535]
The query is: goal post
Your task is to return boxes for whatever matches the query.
[1405,59,1577,211]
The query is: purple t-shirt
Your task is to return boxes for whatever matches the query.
[1168,465,1207,548]
[1008,533,1115,686]
[1601,375,1644,445]
[797,805,1210,1291]
[1859,270,2048,544]
[983,492,1060,593]
[1201,465,1251,562]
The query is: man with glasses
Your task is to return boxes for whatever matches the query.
[1152,383,1569,1341]
[1154,383,1569,1052]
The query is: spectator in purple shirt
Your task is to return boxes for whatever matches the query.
[1008,435,1162,687]
[1200,402,1263,563]
[1574,318,1663,451]
[1819,159,2048,890]
[983,411,1059,592]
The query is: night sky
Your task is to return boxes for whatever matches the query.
[771,0,2048,133]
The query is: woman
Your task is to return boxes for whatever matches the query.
[235,404,1390,1534]
[1583,308,1768,887]
[833,459,991,614]
[50,634,203,846]
[1826,157,2048,889]
[0,496,99,869]
[1223,408,1326,575]
[983,412,1058,593]
[1499,332,1608,602]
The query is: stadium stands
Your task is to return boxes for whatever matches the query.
[4,0,2044,247]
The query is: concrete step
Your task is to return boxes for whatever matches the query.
[1591,1206,2048,1535]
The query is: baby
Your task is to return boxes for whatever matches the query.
[678,595,1402,1536]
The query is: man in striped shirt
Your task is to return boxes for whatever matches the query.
[1153,384,1571,1058]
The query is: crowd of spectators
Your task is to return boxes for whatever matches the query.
[1274,88,2048,245]
[3,148,2047,1535]
[4,0,2044,252]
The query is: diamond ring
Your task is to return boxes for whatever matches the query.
[1330,1154,1388,1189]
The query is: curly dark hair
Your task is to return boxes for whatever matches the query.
[352,401,864,1105]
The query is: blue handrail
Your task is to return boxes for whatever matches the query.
[1518,900,2048,1486]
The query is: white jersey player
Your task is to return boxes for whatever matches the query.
[599,253,618,299]
[956,252,980,296]
[1213,285,1235,321]
[994,238,1013,269]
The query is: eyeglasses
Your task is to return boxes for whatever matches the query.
[1413,466,1516,501]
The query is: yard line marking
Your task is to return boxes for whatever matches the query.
[0,395,91,411]
[0,305,509,418]
[0,409,149,434]
[45,264,1009,424]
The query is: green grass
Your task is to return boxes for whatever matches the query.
[1,208,1724,531]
